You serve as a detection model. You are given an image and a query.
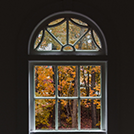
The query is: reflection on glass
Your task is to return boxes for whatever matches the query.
[36,30,61,51]
[34,30,43,49]
[47,21,66,45]
[48,18,64,26]
[69,20,88,45]
[71,18,88,26]
[58,99,78,130]
[58,66,77,97]
[81,99,100,129]
[35,99,55,129]
[35,66,55,97]
[75,31,101,50]
[80,66,101,97]
[63,46,74,51]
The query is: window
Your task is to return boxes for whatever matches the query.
[28,11,107,134]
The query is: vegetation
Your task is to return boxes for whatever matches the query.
[35,65,101,129]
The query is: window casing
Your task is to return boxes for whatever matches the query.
[28,11,107,134]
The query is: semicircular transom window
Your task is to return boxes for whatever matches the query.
[34,18,101,52]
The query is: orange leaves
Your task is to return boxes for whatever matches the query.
[61,79,66,87]
[35,99,55,129]
[66,117,72,124]
[35,65,101,129]
[60,112,67,118]
[94,99,101,109]
[35,66,55,97]
[96,121,100,127]
[81,99,100,110]
[66,77,74,82]
[61,99,67,106]
[58,66,76,97]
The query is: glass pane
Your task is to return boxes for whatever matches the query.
[63,46,74,51]
[71,18,88,26]
[36,30,61,51]
[75,31,101,50]
[34,66,55,97]
[80,65,101,97]
[81,99,100,129]
[34,30,43,49]
[47,21,66,45]
[58,66,78,97]
[69,20,88,45]
[58,99,78,130]
[35,99,55,129]
[48,18,64,26]
[93,30,101,48]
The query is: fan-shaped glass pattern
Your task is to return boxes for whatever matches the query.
[34,30,61,51]
[34,18,102,52]
[48,18,64,26]
[71,18,88,26]
[63,46,74,51]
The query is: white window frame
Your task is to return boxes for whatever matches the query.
[29,61,107,134]
[28,11,108,134]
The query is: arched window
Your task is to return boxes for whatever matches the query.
[28,11,107,55]
[28,11,107,134]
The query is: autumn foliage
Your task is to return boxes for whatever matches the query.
[35,65,101,129]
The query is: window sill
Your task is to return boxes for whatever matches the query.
[30,129,107,134]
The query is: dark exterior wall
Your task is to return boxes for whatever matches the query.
[1,0,134,134]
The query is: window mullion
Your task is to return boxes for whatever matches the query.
[58,97,78,99]
[55,65,58,130]
[46,29,63,47]
[73,28,90,47]
[80,96,101,99]
[34,97,56,99]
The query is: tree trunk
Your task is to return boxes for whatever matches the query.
[87,66,90,96]
[35,67,38,92]
[72,66,78,128]
[52,66,55,127]
[91,66,96,128]
[86,66,90,118]
[58,67,61,127]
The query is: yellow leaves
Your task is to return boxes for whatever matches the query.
[96,121,100,127]
[61,100,67,106]
[35,66,55,97]
[35,65,101,129]
[90,89,95,96]
[81,99,100,110]
[61,80,66,87]
[66,117,72,124]
[66,77,74,82]
[57,66,77,97]
[75,44,79,49]
[93,99,100,109]
[35,99,55,129]
[61,112,67,118]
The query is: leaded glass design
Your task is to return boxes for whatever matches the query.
[34,18,102,51]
